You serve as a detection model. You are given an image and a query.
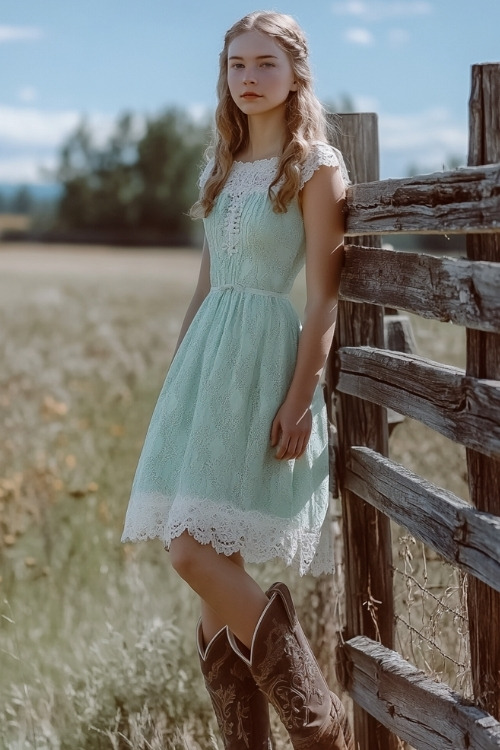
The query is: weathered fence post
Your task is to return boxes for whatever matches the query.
[466,63,500,719]
[326,113,397,750]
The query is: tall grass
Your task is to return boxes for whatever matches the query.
[0,248,217,748]
[0,245,470,748]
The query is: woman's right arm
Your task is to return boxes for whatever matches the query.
[171,237,211,360]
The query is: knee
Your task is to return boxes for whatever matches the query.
[169,532,203,582]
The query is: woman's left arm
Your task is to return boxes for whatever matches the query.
[271,164,346,460]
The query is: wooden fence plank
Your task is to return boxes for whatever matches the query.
[344,635,500,750]
[466,61,500,720]
[345,163,500,235]
[337,346,500,458]
[344,446,500,593]
[328,112,398,750]
[341,246,500,333]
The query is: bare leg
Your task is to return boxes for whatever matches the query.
[200,601,226,646]
[169,531,268,649]
[199,550,246,643]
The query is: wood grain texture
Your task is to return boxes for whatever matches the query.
[337,346,500,458]
[344,163,500,235]
[344,446,500,593]
[466,62,500,720]
[344,635,500,750]
[341,245,500,333]
[329,112,398,750]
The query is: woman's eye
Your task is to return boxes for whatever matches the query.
[261,62,275,68]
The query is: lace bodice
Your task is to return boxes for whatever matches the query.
[199,143,349,291]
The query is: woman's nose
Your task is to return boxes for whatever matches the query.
[243,68,257,84]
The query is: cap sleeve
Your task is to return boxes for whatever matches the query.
[198,157,215,191]
[299,142,350,190]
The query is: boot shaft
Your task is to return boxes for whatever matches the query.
[197,621,272,750]
[228,583,353,750]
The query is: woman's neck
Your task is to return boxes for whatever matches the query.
[241,108,287,161]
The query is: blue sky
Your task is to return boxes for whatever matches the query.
[1,0,499,184]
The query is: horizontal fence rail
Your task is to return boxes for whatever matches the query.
[337,346,500,458]
[344,446,500,594]
[344,163,500,235]
[340,246,500,333]
[344,636,500,750]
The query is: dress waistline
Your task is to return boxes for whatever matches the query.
[211,284,288,299]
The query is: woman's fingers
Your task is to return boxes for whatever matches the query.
[275,429,310,460]
[270,415,281,447]
[271,405,313,459]
[278,436,298,460]
[296,436,307,458]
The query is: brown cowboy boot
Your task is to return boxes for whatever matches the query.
[227,582,353,750]
[196,620,272,749]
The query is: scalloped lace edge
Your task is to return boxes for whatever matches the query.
[122,492,334,577]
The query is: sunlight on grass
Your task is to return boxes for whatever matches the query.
[0,245,471,748]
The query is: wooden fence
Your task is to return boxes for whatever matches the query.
[325,63,500,749]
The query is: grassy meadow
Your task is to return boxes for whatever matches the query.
[0,244,470,749]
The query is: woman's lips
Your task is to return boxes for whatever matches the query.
[241,93,261,99]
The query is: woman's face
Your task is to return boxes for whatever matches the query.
[227,30,297,117]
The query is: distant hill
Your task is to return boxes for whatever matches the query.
[0,183,62,204]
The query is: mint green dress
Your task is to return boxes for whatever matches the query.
[122,142,349,576]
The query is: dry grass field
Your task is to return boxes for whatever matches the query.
[0,243,470,749]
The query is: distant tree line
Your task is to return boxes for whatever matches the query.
[0,185,38,214]
[0,108,212,245]
[51,108,210,245]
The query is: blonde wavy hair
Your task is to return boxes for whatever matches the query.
[191,11,330,218]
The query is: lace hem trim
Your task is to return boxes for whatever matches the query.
[121,492,334,577]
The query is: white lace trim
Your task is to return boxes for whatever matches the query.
[121,492,334,577]
[198,158,214,190]
[198,143,349,194]
[299,143,350,190]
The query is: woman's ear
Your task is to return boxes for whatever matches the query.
[290,81,298,92]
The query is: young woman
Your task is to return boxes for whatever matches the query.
[122,11,353,750]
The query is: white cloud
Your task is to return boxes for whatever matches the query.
[340,102,467,177]
[344,27,374,45]
[0,106,115,148]
[0,25,43,43]
[334,1,366,17]
[353,95,380,112]
[187,103,212,124]
[378,107,467,176]
[0,106,116,183]
[17,86,38,103]
[0,156,56,183]
[86,114,121,147]
[380,107,466,153]
[387,28,410,46]
[0,106,80,147]
[332,1,432,22]
[0,104,151,183]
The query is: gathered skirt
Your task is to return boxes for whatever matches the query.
[121,287,333,576]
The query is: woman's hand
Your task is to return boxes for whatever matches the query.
[270,399,312,460]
